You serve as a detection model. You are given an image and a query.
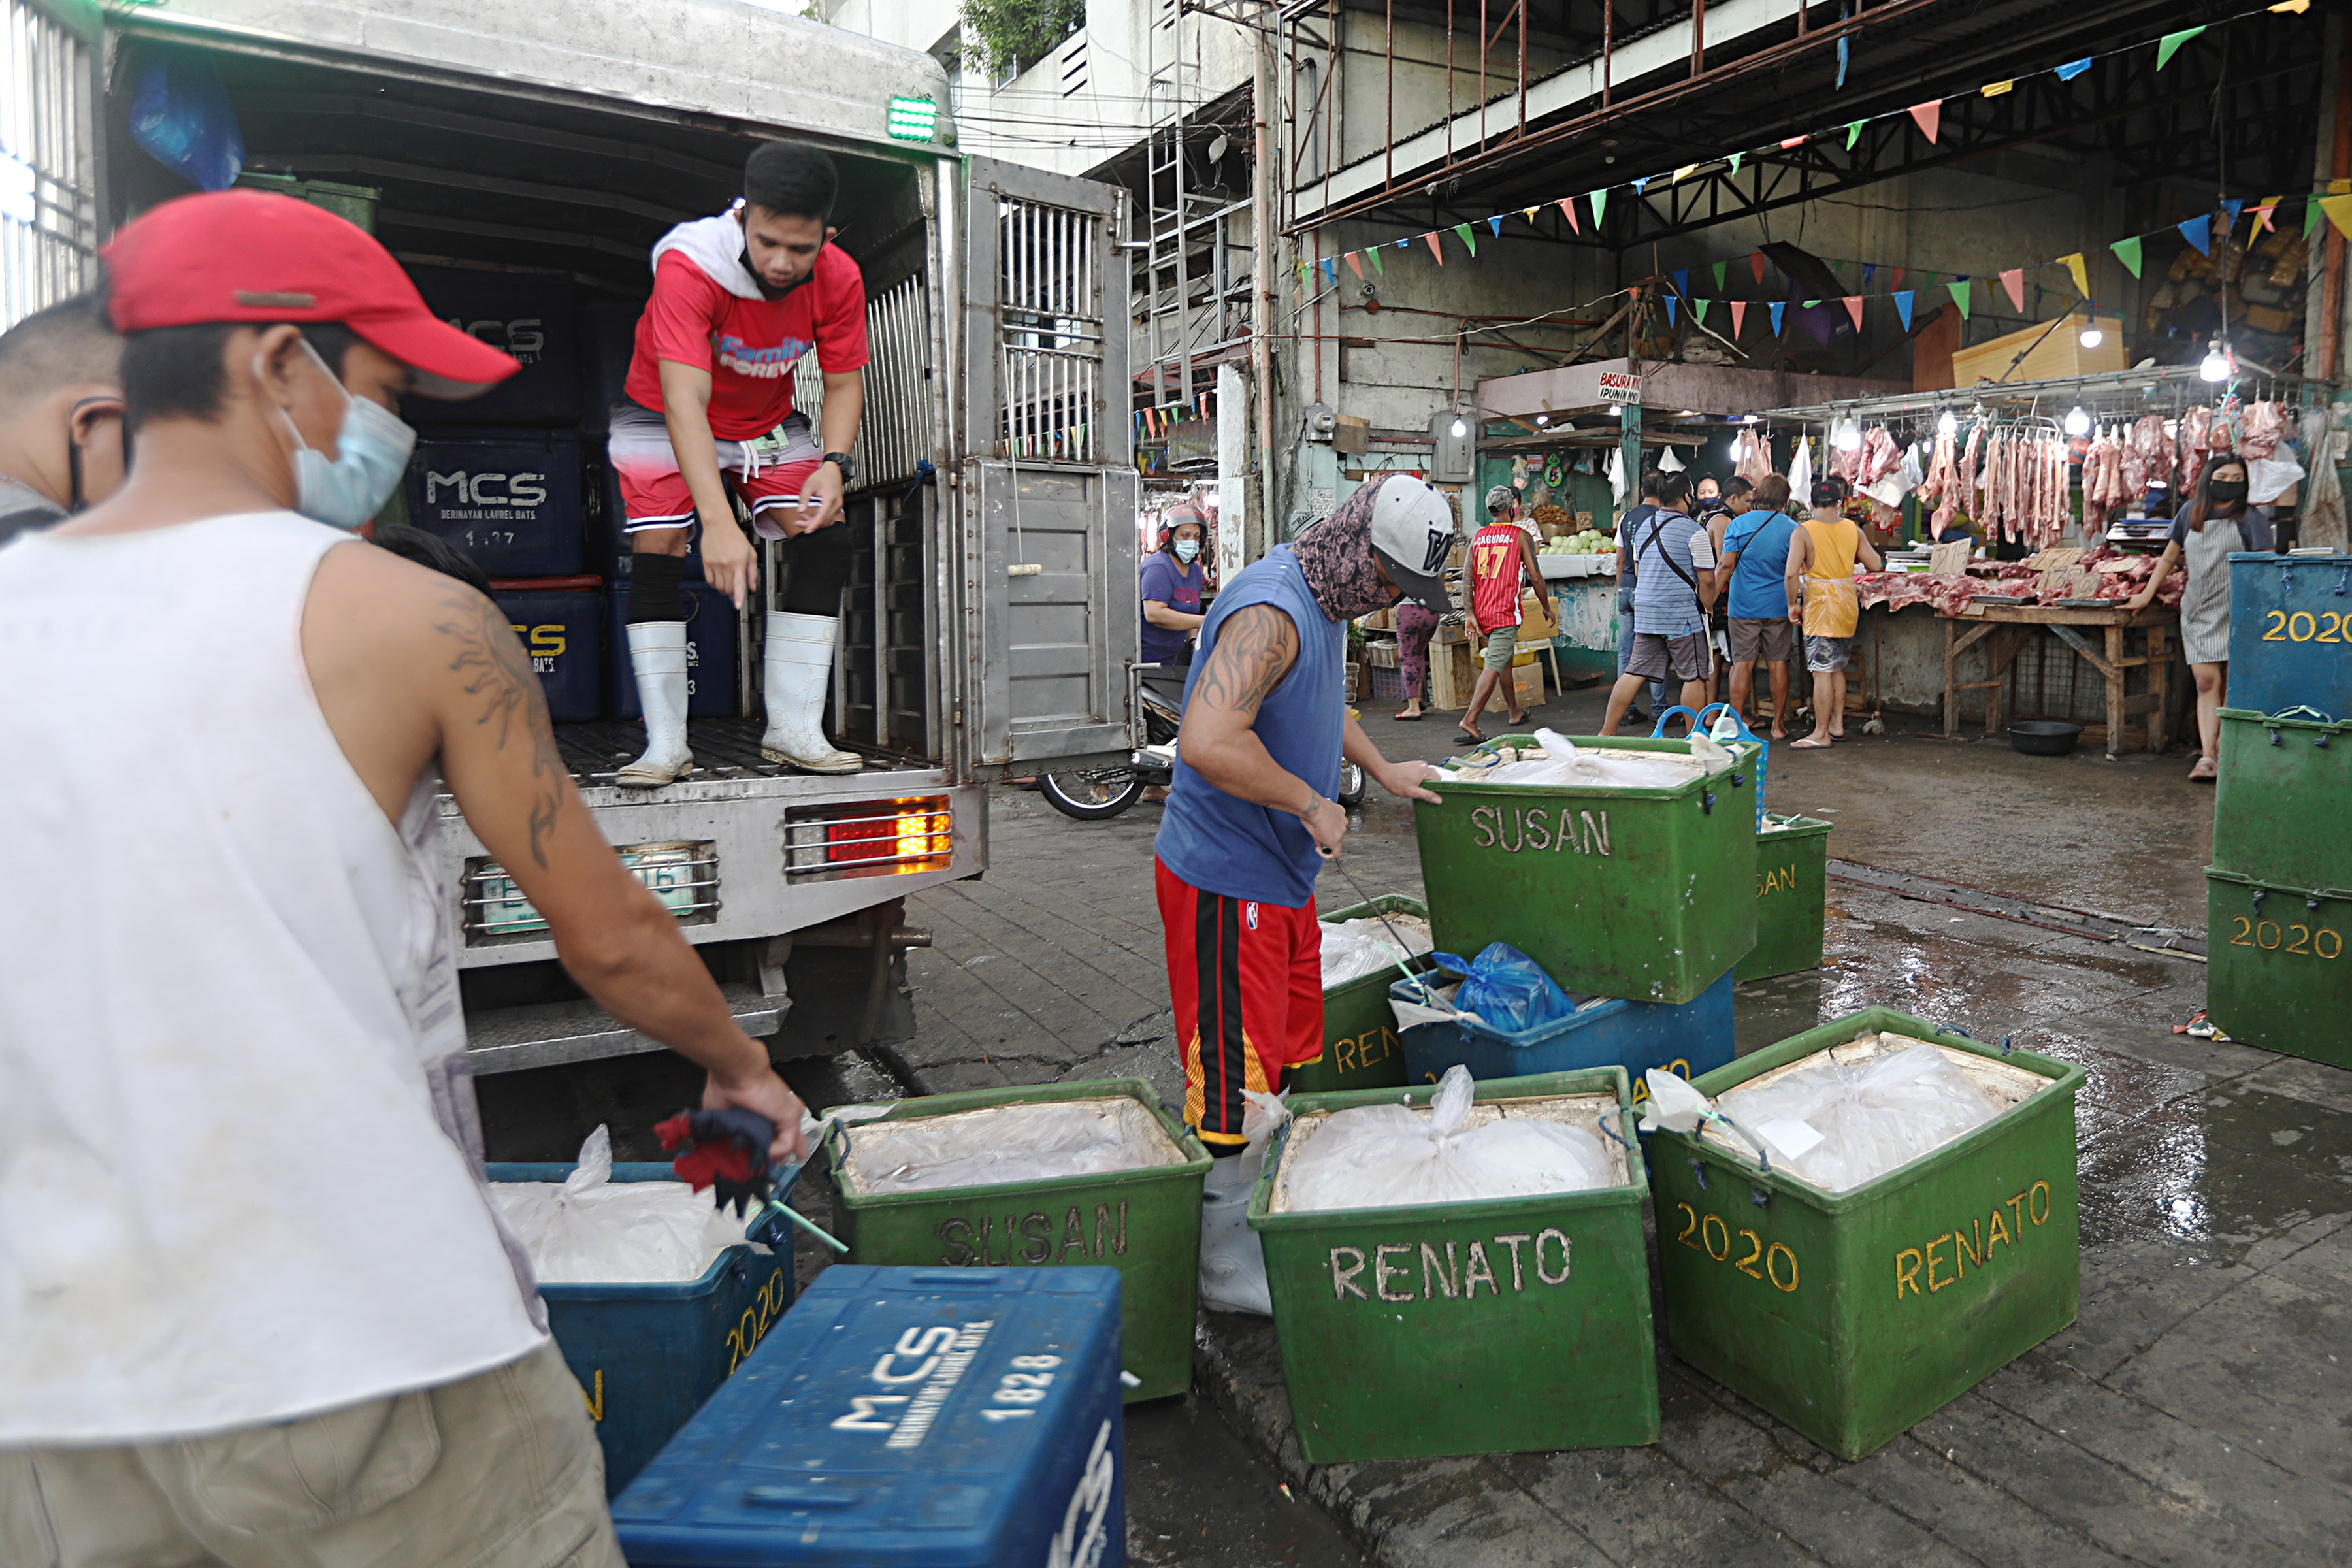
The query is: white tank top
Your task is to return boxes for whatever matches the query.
[0,510,547,1443]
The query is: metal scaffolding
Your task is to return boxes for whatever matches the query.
[1138,0,1257,409]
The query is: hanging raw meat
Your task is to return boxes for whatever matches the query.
[1732,430,1772,487]
[2080,431,2115,536]
[2241,401,2285,459]
[1957,425,1982,526]
[1918,427,1958,538]
[2123,414,2168,500]
[1860,425,1902,487]
[2180,406,2213,499]
[1830,421,1865,483]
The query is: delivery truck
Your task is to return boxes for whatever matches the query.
[3,0,1139,1070]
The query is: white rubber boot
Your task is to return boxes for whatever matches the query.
[760,611,862,774]
[615,622,694,787]
[1197,1152,1271,1316]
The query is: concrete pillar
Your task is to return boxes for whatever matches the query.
[1217,361,1249,577]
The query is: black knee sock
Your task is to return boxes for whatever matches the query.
[626,551,687,623]
[775,523,855,616]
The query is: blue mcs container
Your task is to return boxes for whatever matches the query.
[614,1266,1126,1568]
[1394,964,1735,1100]
[406,431,584,578]
[403,265,582,425]
[609,578,741,718]
[2228,551,2352,717]
[491,581,605,721]
[485,1160,800,1497]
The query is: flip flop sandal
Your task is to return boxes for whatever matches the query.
[1788,736,1835,749]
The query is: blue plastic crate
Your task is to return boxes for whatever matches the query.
[405,431,585,577]
[485,1160,799,1497]
[490,582,605,721]
[2228,551,2352,717]
[608,578,742,718]
[1393,964,1736,1105]
[580,297,645,436]
[403,265,582,425]
[614,1266,1126,1568]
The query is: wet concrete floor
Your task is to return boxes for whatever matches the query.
[481,678,2344,1566]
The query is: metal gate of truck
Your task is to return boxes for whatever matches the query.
[1,0,101,328]
[960,156,1138,776]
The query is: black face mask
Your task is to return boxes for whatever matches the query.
[2208,480,2249,507]
[65,399,130,514]
[740,246,809,303]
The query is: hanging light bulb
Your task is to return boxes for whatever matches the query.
[1833,419,1863,452]
[1450,415,1469,438]
[1534,413,1550,427]
[2078,323,2104,349]
[1936,410,1959,436]
[2199,340,2232,382]
[2064,406,2091,437]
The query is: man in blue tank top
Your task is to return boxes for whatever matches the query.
[1153,474,1451,1313]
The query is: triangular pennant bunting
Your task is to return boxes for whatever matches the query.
[1729,152,1744,174]
[1894,290,1916,330]
[2308,196,2330,241]
[1750,252,1767,284]
[1694,299,1711,325]
[1908,100,1942,143]
[1664,295,1679,326]
[1320,257,1337,284]
[1891,266,1906,289]
[1453,222,1478,255]
[2221,198,2244,227]
[2000,268,2025,311]
[1632,176,1650,196]
[1673,268,1690,299]
[1367,243,1385,275]
[2112,236,2144,278]
[1592,189,1609,226]
[2155,27,2206,70]
[1862,262,1876,286]
[1780,135,1806,150]
[1730,301,1748,336]
[2061,252,2089,298]
[2255,196,2282,233]
[1557,197,1580,234]
[1486,215,1503,237]
[2178,215,2212,255]
[2054,57,2093,82]
[1982,79,2014,97]
[1843,296,1865,331]
[1769,301,1787,335]
[1344,252,1364,280]
[1522,206,1539,223]
[1424,231,1445,263]
[2317,194,2352,243]
[1673,164,1698,184]
[1712,260,1729,291]
[1845,120,1866,150]
[1947,279,1972,318]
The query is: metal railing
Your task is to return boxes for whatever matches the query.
[2,0,97,329]
[791,270,934,485]
[996,195,1106,463]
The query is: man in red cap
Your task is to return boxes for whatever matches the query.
[0,190,806,1565]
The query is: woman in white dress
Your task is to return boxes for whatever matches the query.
[2125,457,2267,781]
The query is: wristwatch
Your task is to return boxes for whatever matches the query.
[821,451,855,484]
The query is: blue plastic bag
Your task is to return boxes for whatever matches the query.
[1428,943,1573,1034]
[127,44,246,193]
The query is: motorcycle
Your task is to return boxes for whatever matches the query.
[1041,662,1365,820]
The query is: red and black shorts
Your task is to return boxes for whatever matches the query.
[608,400,823,540]
[1154,858,1324,1149]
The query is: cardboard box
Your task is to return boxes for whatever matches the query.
[1520,590,1561,640]
[1432,638,1478,708]
[1514,659,1544,710]
[1950,314,2125,386]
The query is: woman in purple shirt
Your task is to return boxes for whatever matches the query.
[1141,506,1208,663]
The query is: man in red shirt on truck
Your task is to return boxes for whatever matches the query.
[610,139,870,785]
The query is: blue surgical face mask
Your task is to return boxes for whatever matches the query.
[263,341,417,531]
[1173,538,1201,564]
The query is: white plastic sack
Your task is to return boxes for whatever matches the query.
[2247,451,2306,506]
[1635,1068,1715,1134]
[490,1126,742,1284]
[1716,1044,1999,1192]
[1469,728,1725,789]
[1280,1066,1612,1213]
[1320,915,1434,989]
[846,1101,1171,1195]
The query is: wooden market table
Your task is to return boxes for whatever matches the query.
[1940,602,2180,757]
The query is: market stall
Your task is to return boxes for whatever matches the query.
[1744,363,2325,750]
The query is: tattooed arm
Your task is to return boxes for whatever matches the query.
[302,542,806,1157]
[1175,602,1350,855]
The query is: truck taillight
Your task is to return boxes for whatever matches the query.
[787,796,953,879]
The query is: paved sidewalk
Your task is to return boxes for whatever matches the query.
[881,686,2352,1568]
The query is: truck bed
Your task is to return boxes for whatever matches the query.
[550,717,936,789]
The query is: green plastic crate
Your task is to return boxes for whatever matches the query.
[1647,1009,2083,1460]
[2206,870,2352,1068]
[1247,1068,1659,1463]
[232,171,382,231]
[1414,735,1760,1004]
[1289,892,1429,1095]
[1738,813,1833,981]
[826,1078,1210,1401]
[2213,708,2351,890]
